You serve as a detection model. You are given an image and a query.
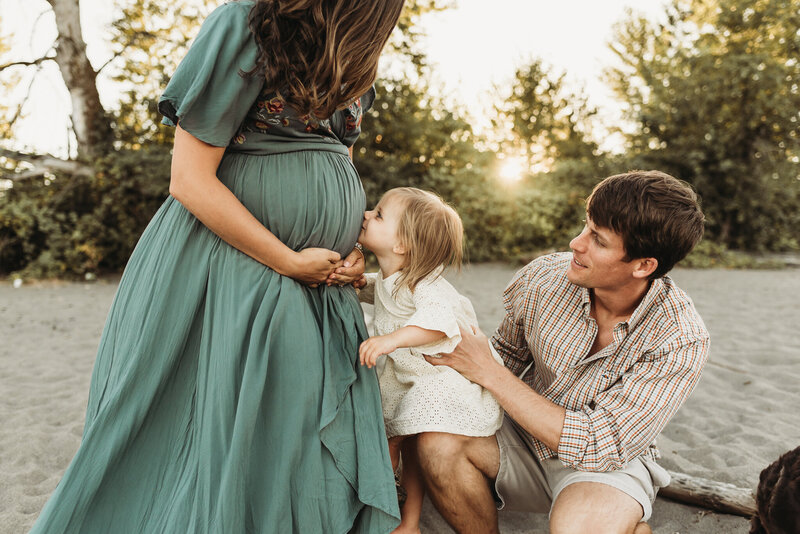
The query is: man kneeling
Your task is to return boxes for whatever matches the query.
[423,170,710,534]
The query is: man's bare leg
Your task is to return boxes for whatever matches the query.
[550,481,650,534]
[416,432,500,534]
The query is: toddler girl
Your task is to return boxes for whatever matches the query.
[357,187,504,534]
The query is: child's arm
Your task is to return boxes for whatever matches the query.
[359,326,446,368]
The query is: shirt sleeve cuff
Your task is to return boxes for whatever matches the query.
[557,409,589,468]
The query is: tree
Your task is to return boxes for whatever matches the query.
[354,76,509,261]
[494,60,600,172]
[0,0,111,162]
[482,59,615,258]
[608,0,800,250]
[109,0,217,149]
[0,0,453,172]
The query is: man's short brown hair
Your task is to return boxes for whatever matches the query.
[586,170,705,279]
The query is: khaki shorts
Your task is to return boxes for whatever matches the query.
[494,417,671,521]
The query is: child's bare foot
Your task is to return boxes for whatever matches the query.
[391,524,421,534]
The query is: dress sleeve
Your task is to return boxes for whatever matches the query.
[405,277,463,356]
[332,86,376,147]
[158,2,264,147]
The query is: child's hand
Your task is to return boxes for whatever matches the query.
[359,334,398,368]
[326,247,365,286]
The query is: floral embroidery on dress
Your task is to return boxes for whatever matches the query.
[265,96,284,114]
[234,85,372,147]
[345,99,362,132]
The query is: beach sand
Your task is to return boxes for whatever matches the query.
[1,264,798,533]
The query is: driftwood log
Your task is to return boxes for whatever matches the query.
[660,470,757,517]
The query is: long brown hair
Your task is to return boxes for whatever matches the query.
[247,0,404,120]
[386,188,464,294]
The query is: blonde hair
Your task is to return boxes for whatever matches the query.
[385,187,464,293]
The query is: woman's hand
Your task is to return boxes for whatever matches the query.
[326,247,365,286]
[282,248,342,286]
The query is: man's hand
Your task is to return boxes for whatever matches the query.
[425,325,503,387]
[359,333,398,368]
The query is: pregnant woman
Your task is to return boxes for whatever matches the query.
[30,1,404,532]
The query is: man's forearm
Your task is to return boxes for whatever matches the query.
[482,363,566,452]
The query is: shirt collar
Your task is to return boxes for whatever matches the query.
[576,276,668,329]
[579,285,592,315]
[624,276,668,330]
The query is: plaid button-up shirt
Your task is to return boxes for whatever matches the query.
[491,253,709,472]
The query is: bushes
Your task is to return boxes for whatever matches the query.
[3,145,791,278]
[1,149,590,277]
[0,147,171,278]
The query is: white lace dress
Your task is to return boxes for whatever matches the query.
[361,269,504,438]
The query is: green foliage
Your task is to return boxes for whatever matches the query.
[495,59,600,169]
[479,58,615,260]
[0,147,171,278]
[679,239,788,269]
[355,76,506,260]
[355,63,605,262]
[390,0,453,72]
[0,18,20,141]
[608,0,800,251]
[356,78,482,201]
[16,0,794,278]
[108,0,218,149]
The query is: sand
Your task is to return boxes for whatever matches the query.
[1,265,799,533]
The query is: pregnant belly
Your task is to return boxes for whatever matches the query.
[216,150,366,256]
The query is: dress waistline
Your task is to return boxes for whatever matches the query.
[226,133,349,157]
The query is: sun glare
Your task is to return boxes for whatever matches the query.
[498,157,526,184]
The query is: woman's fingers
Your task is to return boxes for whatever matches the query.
[293,248,353,285]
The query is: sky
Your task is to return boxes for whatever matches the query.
[417,0,668,150]
[1,0,668,157]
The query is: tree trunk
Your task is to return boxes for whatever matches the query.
[47,0,111,160]
[660,470,757,517]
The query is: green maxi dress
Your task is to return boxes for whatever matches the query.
[30,2,399,533]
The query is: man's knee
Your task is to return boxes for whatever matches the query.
[417,432,500,483]
[416,432,467,475]
[550,482,645,534]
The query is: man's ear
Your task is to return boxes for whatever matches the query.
[632,257,658,279]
